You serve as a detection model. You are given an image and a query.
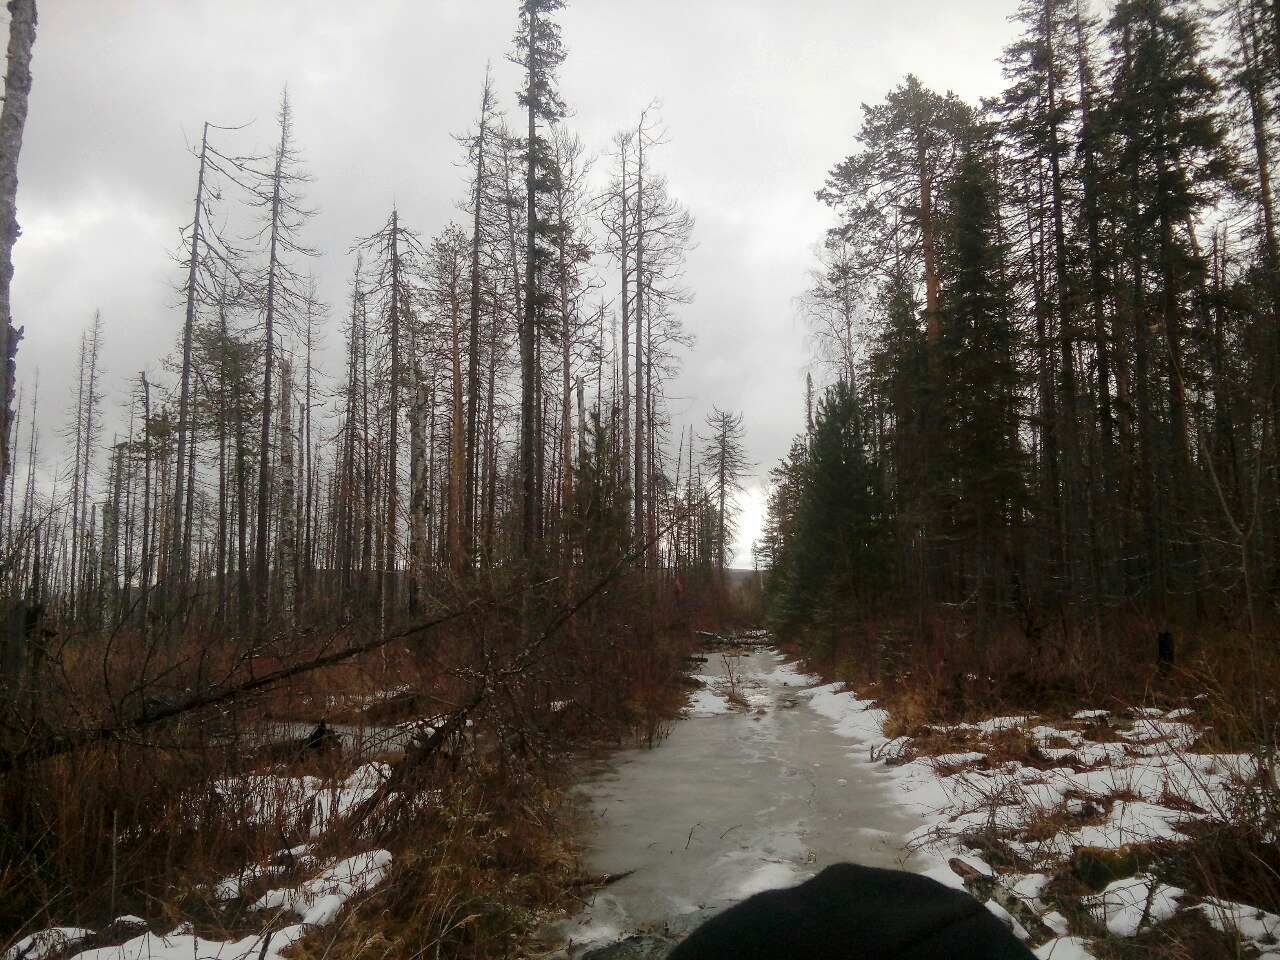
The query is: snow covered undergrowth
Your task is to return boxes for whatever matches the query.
[7,764,401,960]
[213,760,394,836]
[784,653,1277,958]
[5,847,392,960]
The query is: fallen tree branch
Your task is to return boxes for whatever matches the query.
[0,605,472,774]
[949,857,1056,946]
[344,683,489,833]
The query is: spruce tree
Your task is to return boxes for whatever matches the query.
[511,0,568,555]
[938,147,1028,615]
[1105,0,1227,601]
[788,379,887,628]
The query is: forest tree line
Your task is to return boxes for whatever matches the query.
[0,0,756,657]
[764,0,1280,674]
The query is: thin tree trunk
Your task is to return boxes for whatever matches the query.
[634,123,645,552]
[465,71,493,562]
[139,374,153,632]
[382,211,402,630]
[448,291,465,572]
[255,128,286,624]
[520,6,540,556]
[171,122,209,604]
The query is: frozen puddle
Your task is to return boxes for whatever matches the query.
[545,647,919,953]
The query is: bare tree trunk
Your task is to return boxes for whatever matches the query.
[277,359,297,622]
[0,0,35,529]
[560,275,573,526]
[448,292,465,572]
[634,123,645,552]
[139,374,153,632]
[216,298,228,624]
[254,128,286,624]
[465,71,493,562]
[483,311,499,560]
[81,319,100,613]
[171,122,209,605]
[234,375,250,636]
[382,211,402,632]
[68,334,86,617]
[302,300,316,616]
[619,140,631,491]
[408,353,428,606]
[520,8,540,556]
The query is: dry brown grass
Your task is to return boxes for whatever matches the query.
[1,569,712,956]
[798,608,1280,742]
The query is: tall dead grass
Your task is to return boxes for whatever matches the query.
[0,568,710,956]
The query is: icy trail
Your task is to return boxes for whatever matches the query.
[543,647,920,953]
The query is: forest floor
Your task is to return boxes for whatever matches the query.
[793,660,1280,959]
[3,686,611,960]
[9,636,1277,960]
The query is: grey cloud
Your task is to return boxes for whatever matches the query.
[12,0,1022,560]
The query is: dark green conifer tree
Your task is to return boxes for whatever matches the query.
[512,0,568,554]
[770,380,887,633]
[938,147,1028,616]
[1105,0,1228,603]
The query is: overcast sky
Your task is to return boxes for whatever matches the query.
[12,0,1025,563]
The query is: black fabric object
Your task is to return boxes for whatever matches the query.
[667,863,1036,960]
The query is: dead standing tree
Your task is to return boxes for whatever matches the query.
[168,120,255,611]
[460,66,499,565]
[355,209,422,630]
[247,88,314,625]
[0,0,35,539]
[423,223,470,575]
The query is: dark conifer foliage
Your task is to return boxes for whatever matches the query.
[767,381,886,634]
[771,0,1279,695]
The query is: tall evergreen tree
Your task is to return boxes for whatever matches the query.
[778,380,887,631]
[512,0,567,556]
[938,147,1028,614]
[699,407,750,573]
[1105,0,1227,602]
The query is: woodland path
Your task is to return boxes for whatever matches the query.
[542,646,920,956]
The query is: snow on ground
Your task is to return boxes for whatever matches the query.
[69,928,308,960]
[755,657,823,688]
[251,849,393,926]
[685,684,732,716]
[684,663,778,716]
[729,860,803,900]
[212,761,393,836]
[1032,936,1097,959]
[1196,896,1280,950]
[1082,875,1183,937]
[4,929,95,960]
[18,849,395,960]
[785,668,1275,958]
[11,761,403,960]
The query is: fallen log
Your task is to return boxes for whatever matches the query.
[949,857,1056,947]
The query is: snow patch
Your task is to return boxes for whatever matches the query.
[685,687,731,716]
[251,849,393,926]
[5,929,95,960]
[1082,875,1183,937]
